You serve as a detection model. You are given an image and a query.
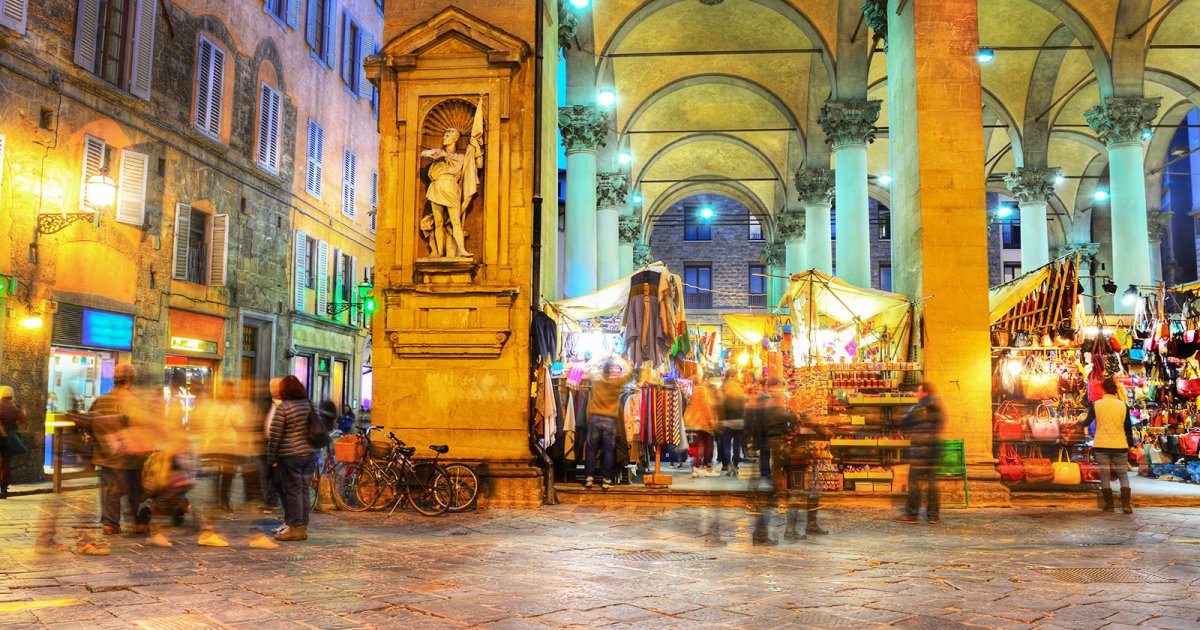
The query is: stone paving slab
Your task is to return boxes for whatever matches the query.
[1,492,1199,628]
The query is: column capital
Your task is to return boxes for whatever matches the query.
[558,105,610,154]
[761,242,784,268]
[618,214,641,245]
[596,172,628,208]
[1147,210,1172,242]
[1056,241,1100,263]
[794,167,835,206]
[1085,97,1161,146]
[633,242,653,267]
[861,0,888,50]
[777,212,805,241]
[557,0,579,47]
[1003,167,1060,204]
[818,100,882,148]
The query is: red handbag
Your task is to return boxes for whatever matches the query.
[1058,405,1087,444]
[1180,429,1200,455]
[1080,448,1101,483]
[1176,378,1200,399]
[994,401,1026,441]
[998,443,1025,484]
[1023,446,1055,484]
[1087,378,1106,402]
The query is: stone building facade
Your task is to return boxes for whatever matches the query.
[0,0,379,482]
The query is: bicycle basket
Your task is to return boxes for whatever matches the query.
[368,439,394,459]
[333,435,366,463]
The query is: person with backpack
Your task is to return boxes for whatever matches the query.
[267,376,323,541]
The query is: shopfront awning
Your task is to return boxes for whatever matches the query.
[988,255,1079,330]
[988,266,1051,325]
[551,262,668,324]
[782,270,910,330]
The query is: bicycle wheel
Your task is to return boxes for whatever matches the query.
[331,462,372,512]
[408,463,450,516]
[442,463,479,512]
[354,470,389,511]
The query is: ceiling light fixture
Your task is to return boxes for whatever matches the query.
[1093,189,1110,202]
[976,48,995,63]
[997,205,1013,219]
[699,207,714,220]
[878,173,893,185]
[1054,174,1065,185]
[618,152,632,165]
[632,193,644,204]
[597,89,616,107]
[568,0,589,8]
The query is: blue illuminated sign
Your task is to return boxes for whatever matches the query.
[81,310,133,351]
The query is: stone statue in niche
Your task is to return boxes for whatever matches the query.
[419,97,485,258]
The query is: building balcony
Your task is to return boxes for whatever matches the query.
[748,293,768,309]
[684,292,712,310]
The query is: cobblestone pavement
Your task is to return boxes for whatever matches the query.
[1,491,1198,629]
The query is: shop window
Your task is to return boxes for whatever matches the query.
[684,210,710,241]
[878,210,891,240]
[263,0,297,29]
[1,0,28,34]
[748,264,767,308]
[748,218,764,241]
[255,82,282,174]
[305,0,336,67]
[193,35,225,140]
[342,148,356,218]
[292,355,311,393]
[172,204,228,286]
[73,0,156,99]
[1003,262,1022,282]
[305,119,324,198]
[684,264,712,309]
[1002,220,1022,249]
[879,263,892,292]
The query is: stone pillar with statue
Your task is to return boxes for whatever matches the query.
[367,8,541,507]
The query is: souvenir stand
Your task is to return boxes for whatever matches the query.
[988,255,1101,488]
[1121,281,1200,484]
[778,271,920,494]
[537,262,700,488]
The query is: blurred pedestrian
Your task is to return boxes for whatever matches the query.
[584,359,632,490]
[259,377,283,514]
[191,381,247,547]
[896,382,946,524]
[337,405,356,435]
[685,379,719,477]
[752,377,797,545]
[0,385,29,499]
[318,399,337,432]
[88,365,152,536]
[1079,377,1136,513]
[717,369,747,477]
[268,376,319,541]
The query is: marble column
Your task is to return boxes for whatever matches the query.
[795,168,836,274]
[1146,210,1171,283]
[1057,242,1100,314]
[778,213,806,278]
[618,214,640,278]
[819,100,881,287]
[595,172,627,287]
[761,242,786,308]
[1003,166,1059,271]
[558,105,609,297]
[1085,97,1161,308]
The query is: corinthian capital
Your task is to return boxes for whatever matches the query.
[557,0,579,48]
[596,172,628,208]
[558,105,609,154]
[618,214,641,245]
[1056,242,1100,264]
[794,168,835,206]
[1003,167,1060,205]
[1085,97,1161,146]
[861,0,888,50]
[761,242,784,268]
[818,100,881,148]
[633,242,653,267]
[777,212,805,241]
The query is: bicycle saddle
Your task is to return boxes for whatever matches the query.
[400,446,417,458]
[428,445,450,454]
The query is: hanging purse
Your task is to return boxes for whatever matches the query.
[1021,371,1059,401]
[1052,449,1082,485]
[1027,405,1061,441]
[1176,352,1200,399]
[997,442,1025,484]
[1058,405,1087,444]
[1023,446,1055,484]
[1180,428,1200,456]
[1080,449,1101,483]
[994,401,1026,441]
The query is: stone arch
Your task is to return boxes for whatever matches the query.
[1018,0,1115,97]
[1022,25,1082,168]
[598,0,837,99]
[634,132,787,195]
[643,178,773,242]
[982,88,1026,168]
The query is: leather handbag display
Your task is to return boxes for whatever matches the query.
[998,443,1025,484]
[1058,407,1087,444]
[1088,378,1106,402]
[1180,429,1200,456]
[1052,450,1082,485]
[1027,406,1061,441]
[994,402,1026,441]
[1020,372,1059,401]
[1080,449,1101,483]
[1023,446,1055,484]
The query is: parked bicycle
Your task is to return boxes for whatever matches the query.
[354,432,451,516]
[329,426,479,513]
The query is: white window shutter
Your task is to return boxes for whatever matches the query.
[194,37,224,139]
[173,204,192,280]
[304,0,318,48]
[80,135,106,212]
[0,0,28,34]
[316,240,329,316]
[129,0,157,100]
[294,230,307,310]
[73,0,100,71]
[115,150,148,226]
[305,119,323,198]
[286,0,299,29]
[357,30,374,100]
[257,84,281,172]
[342,149,356,218]
[333,249,344,307]
[209,214,228,285]
[370,170,378,233]
[322,0,336,67]
[350,255,359,323]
